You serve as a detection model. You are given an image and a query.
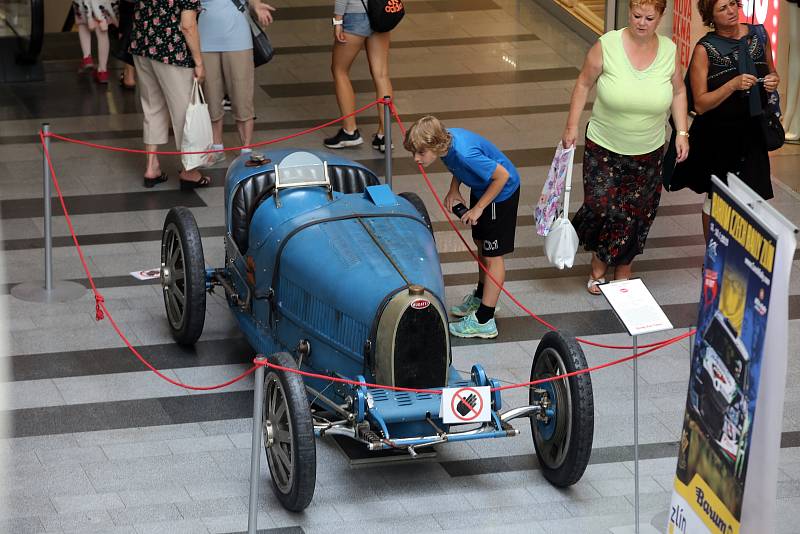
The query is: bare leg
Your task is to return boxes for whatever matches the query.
[144,145,162,179]
[331,33,366,133]
[211,118,224,146]
[591,253,607,280]
[364,31,393,136]
[475,239,486,287]
[481,256,505,308]
[615,262,633,281]
[95,27,110,72]
[77,24,92,58]
[122,64,136,86]
[236,118,254,148]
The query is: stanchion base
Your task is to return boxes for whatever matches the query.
[11,281,87,303]
[608,523,662,534]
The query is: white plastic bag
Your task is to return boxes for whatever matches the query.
[542,141,578,269]
[181,79,213,171]
[544,217,579,269]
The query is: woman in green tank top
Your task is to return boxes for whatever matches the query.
[560,0,690,294]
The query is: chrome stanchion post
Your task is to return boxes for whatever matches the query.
[11,124,86,303]
[247,356,267,534]
[43,123,52,291]
[633,335,640,534]
[383,95,392,190]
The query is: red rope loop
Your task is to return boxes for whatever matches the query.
[95,293,105,321]
[37,101,697,394]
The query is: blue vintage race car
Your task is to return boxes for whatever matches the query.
[159,149,595,511]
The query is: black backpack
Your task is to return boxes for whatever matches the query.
[359,0,405,33]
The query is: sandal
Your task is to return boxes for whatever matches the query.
[179,175,212,191]
[143,172,168,188]
[587,276,606,295]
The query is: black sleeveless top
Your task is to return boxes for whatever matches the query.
[670,24,773,200]
[699,28,770,122]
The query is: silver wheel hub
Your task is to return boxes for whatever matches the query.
[161,266,171,287]
[263,418,275,448]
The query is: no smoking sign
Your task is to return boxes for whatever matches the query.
[440,386,491,424]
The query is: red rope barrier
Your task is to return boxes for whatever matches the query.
[41,133,258,391]
[45,99,384,156]
[36,100,696,394]
[386,102,697,351]
[255,326,693,394]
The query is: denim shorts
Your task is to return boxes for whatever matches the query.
[343,13,372,37]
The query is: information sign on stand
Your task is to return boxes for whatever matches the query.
[599,279,674,336]
[600,278,673,534]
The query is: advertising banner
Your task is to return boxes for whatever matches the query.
[672,0,695,69]
[668,178,781,534]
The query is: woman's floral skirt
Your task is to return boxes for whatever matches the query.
[572,137,664,266]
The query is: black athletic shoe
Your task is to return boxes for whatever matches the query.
[222,95,232,111]
[371,134,394,153]
[324,128,363,148]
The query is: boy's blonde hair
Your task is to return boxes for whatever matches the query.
[403,115,452,156]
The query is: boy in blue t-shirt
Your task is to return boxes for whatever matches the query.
[403,115,521,339]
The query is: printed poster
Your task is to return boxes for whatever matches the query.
[668,183,776,534]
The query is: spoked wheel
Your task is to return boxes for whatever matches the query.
[161,207,206,345]
[399,192,434,236]
[263,352,316,511]
[529,331,594,487]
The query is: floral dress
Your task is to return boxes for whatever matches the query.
[129,0,200,68]
[73,0,119,28]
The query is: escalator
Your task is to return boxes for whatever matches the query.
[0,0,44,81]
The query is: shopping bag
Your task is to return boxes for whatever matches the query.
[535,142,575,237]
[544,217,579,269]
[181,79,213,171]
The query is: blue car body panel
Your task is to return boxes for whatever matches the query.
[221,149,506,442]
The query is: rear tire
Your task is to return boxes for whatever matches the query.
[529,331,594,487]
[263,352,316,511]
[161,207,206,345]
[399,192,434,236]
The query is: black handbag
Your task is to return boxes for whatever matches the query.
[359,0,405,33]
[760,107,785,151]
[231,0,275,67]
[752,24,784,151]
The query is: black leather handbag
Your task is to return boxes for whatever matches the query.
[761,106,785,151]
[753,25,784,151]
[231,0,275,67]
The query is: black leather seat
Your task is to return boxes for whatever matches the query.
[231,164,381,253]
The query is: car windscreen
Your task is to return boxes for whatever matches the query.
[276,152,328,188]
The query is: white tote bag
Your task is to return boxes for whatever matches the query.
[543,143,579,269]
[181,79,213,171]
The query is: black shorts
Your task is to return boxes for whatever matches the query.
[469,187,519,257]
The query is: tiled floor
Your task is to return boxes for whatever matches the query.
[1,0,799,533]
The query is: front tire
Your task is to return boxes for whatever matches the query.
[529,331,594,487]
[161,207,206,345]
[263,352,316,511]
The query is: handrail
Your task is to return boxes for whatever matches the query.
[0,0,44,64]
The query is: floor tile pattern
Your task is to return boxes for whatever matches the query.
[1,0,799,533]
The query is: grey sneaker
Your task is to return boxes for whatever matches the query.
[449,312,498,339]
[450,291,481,317]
